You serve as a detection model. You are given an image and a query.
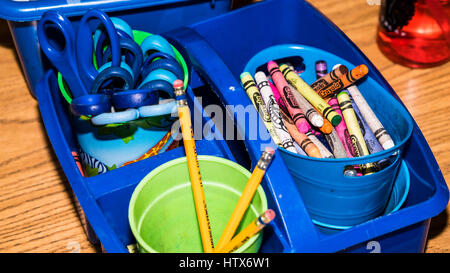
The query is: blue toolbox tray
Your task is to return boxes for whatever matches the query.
[2,0,231,98]
[30,0,449,252]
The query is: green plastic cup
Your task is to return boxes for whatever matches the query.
[128,155,268,253]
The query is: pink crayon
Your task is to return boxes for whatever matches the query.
[268,61,310,134]
[268,80,289,117]
[326,96,355,158]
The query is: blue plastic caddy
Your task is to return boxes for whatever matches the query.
[1,0,232,97]
[7,0,450,252]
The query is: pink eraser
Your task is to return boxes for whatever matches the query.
[265,209,276,221]
[264,147,275,155]
[173,79,184,89]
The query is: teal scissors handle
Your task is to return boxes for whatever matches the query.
[76,9,121,91]
[37,10,88,98]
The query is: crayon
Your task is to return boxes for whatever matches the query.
[337,90,377,175]
[346,84,395,150]
[279,64,342,126]
[349,93,384,155]
[267,61,311,134]
[289,84,324,128]
[280,111,322,158]
[240,72,282,146]
[293,142,307,156]
[306,130,334,159]
[216,148,275,251]
[215,209,275,253]
[174,80,214,252]
[312,129,332,152]
[315,60,328,79]
[315,110,333,135]
[324,128,348,158]
[326,96,356,157]
[269,80,289,116]
[254,71,297,153]
[311,64,349,91]
[316,65,369,99]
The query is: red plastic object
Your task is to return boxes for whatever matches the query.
[377,0,450,68]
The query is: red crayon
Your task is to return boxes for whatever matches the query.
[268,61,310,134]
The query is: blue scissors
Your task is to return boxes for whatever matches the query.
[76,9,122,91]
[37,10,111,116]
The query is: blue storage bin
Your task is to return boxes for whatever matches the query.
[163,0,449,252]
[1,0,231,97]
[22,0,450,253]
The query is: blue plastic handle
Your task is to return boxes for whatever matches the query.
[90,108,140,126]
[140,34,176,59]
[101,37,143,79]
[91,65,134,94]
[76,9,121,91]
[37,10,88,98]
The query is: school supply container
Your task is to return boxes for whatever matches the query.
[16,0,450,252]
[129,155,268,253]
[163,0,449,252]
[1,0,232,98]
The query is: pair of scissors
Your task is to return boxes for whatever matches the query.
[37,10,112,116]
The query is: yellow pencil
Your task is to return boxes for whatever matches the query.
[215,147,275,251]
[215,209,276,253]
[174,80,214,253]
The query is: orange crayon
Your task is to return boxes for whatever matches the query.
[310,64,349,91]
[316,65,369,99]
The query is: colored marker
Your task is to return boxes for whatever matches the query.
[290,84,324,128]
[215,209,275,253]
[326,96,356,157]
[349,93,384,155]
[311,64,349,91]
[174,80,214,252]
[347,85,395,150]
[315,60,328,79]
[216,147,275,251]
[281,111,322,158]
[316,65,369,99]
[240,72,282,146]
[337,90,377,175]
[255,72,297,153]
[268,61,311,133]
[279,64,342,126]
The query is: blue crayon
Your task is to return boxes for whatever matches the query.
[312,129,332,153]
[349,92,383,154]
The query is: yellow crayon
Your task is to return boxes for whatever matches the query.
[240,72,282,146]
[336,90,376,175]
[174,80,214,252]
[279,64,342,127]
[215,147,275,251]
[215,209,276,253]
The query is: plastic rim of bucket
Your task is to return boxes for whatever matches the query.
[128,155,268,253]
[312,160,410,230]
[57,29,189,104]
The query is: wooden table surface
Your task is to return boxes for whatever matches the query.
[0,0,448,253]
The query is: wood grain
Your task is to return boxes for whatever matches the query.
[0,0,448,253]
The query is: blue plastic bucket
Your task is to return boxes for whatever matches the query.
[243,44,414,227]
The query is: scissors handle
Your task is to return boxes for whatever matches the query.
[76,9,121,91]
[37,10,88,98]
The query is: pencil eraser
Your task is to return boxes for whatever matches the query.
[265,209,276,221]
[264,147,275,155]
[173,79,184,89]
